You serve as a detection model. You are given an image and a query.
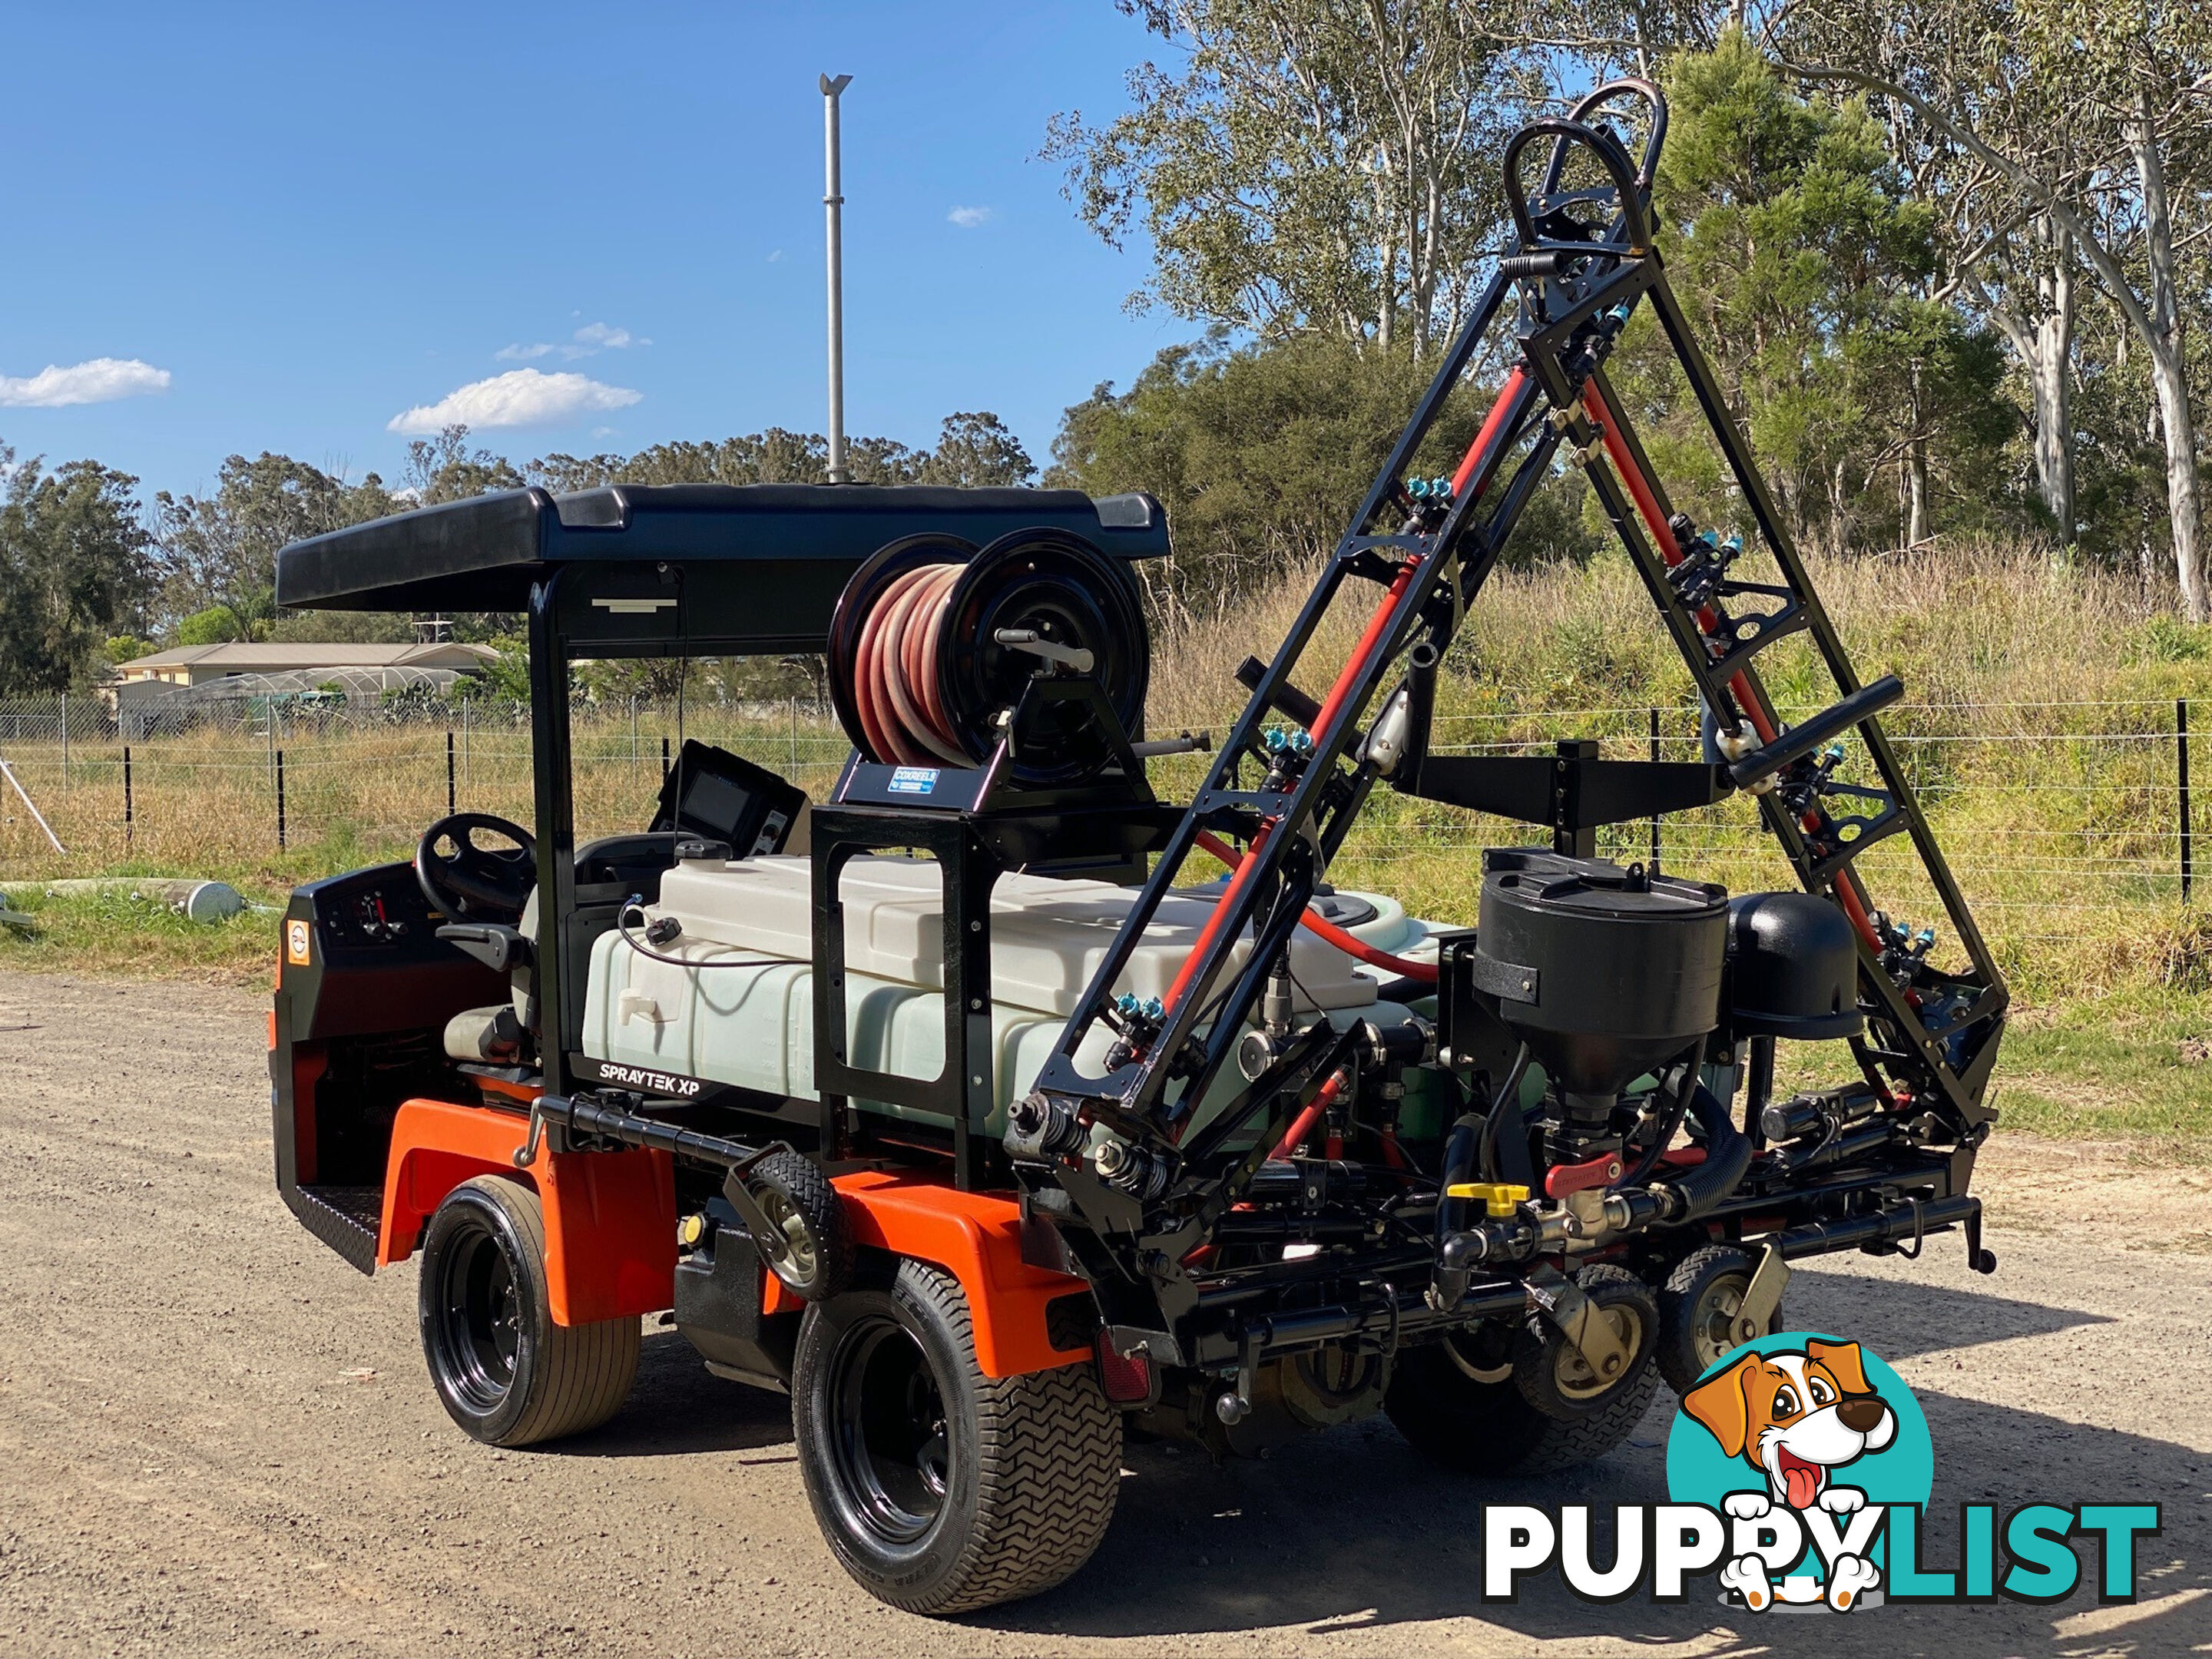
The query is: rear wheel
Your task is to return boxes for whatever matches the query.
[1385,1319,1657,1476]
[418,1175,640,1447]
[792,1258,1121,1614]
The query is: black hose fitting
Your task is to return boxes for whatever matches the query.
[1651,1082,1753,1224]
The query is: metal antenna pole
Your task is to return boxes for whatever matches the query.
[820,72,853,485]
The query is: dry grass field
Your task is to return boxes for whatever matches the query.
[2,539,2207,1152]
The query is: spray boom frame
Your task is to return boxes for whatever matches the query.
[1025,80,2005,1182]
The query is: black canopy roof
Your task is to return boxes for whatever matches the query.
[274,485,1169,640]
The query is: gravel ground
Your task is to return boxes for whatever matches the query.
[0,969,2205,1659]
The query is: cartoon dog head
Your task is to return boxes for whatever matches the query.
[1681,1338,1896,1510]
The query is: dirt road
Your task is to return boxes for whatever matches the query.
[1,970,2205,1658]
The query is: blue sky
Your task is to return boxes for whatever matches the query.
[0,1,1183,502]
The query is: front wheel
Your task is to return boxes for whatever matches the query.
[418,1175,640,1447]
[792,1258,1121,1614]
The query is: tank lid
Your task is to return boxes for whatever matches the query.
[1481,848,1727,921]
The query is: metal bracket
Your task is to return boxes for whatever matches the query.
[1524,1261,1630,1382]
[1736,1243,1791,1345]
[1465,949,1541,1005]
[718,1146,796,1267]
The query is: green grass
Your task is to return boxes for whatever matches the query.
[1995,987,2212,1158]
[0,877,284,987]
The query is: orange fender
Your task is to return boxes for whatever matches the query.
[378,1098,677,1327]
[820,1169,1094,1379]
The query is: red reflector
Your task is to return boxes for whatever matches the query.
[1094,1337,1154,1404]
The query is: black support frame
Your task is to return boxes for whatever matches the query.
[1029,80,2008,1172]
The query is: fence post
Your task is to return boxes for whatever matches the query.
[790,693,799,775]
[276,748,287,850]
[2181,697,2193,905]
[59,691,68,794]
[446,727,457,815]
[123,743,133,848]
[1648,706,1662,873]
[462,697,472,790]
[661,734,671,786]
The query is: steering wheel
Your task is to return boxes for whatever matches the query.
[415,813,538,925]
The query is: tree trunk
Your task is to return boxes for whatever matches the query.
[2130,94,2208,622]
[1988,220,2077,541]
[2032,229,2076,538]
[1906,359,1929,546]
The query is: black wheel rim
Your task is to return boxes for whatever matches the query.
[826,1313,951,1547]
[433,1220,522,1412]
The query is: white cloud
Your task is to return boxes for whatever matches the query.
[386,369,642,434]
[947,205,993,228]
[767,248,785,263]
[0,356,171,407]
[494,322,650,364]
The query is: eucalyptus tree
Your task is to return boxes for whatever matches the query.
[1045,0,1548,354]
[1779,0,2212,618]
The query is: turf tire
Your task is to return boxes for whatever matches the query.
[418,1174,640,1447]
[792,1257,1121,1614]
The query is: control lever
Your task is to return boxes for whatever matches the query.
[993,628,1094,674]
[436,922,530,974]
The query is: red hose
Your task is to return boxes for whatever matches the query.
[1449,366,1528,499]
[1157,375,1531,1030]
[1194,830,1438,982]
[1581,382,1883,950]
[1273,1068,1346,1158]
[852,559,972,765]
[1161,823,1275,1015]
[1306,556,1422,749]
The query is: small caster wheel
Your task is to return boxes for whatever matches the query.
[1513,1263,1657,1422]
[730,1148,853,1301]
[1659,1243,1783,1396]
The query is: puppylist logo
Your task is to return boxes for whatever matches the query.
[1479,1331,2160,1611]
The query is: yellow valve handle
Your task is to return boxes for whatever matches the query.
[1445,1181,1530,1217]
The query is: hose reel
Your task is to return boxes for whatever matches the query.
[826,526,1151,789]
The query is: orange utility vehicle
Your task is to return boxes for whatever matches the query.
[272,83,2003,1617]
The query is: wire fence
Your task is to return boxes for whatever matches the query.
[0,689,2203,982]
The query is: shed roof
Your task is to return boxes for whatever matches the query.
[123,641,497,671]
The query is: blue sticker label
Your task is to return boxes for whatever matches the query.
[887,767,940,795]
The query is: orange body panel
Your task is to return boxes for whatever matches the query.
[829,1169,1093,1378]
[373,1101,1091,1376]
[378,1098,677,1327]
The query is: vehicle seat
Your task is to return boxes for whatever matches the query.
[442,833,694,1067]
[443,889,541,1063]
